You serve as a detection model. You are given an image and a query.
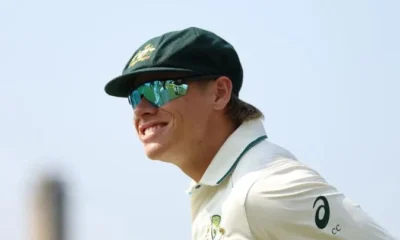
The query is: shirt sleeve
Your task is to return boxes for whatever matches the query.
[243,160,396,240]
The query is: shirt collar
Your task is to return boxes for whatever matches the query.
[187,118,267,192]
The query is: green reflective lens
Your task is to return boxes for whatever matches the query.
[128,79,189,109]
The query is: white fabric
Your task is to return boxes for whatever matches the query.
[189,119,396,240]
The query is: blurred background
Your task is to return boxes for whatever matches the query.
[1,0,399,239]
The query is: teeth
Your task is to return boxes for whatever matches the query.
[144,124,163,135]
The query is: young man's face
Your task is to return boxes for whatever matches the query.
[132,73,231,164]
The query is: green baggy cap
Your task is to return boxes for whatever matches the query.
[104,26,243,98]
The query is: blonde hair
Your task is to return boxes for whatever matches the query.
[225,94,264,127]
[195,77,264,127]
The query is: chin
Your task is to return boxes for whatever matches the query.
[144,142,168,160]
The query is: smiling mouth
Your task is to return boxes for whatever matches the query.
[141,123,168,136]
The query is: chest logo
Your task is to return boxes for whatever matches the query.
[206,215,225,240]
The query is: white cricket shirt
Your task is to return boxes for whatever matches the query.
[188,119,396,240]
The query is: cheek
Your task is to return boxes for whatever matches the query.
[184,103,212,133]
[162,96,211,135]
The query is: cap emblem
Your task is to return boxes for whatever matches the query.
[128,44,156,68]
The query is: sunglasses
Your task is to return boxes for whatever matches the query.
[128,75,219,109]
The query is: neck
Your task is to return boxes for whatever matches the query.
[179,117,237,183]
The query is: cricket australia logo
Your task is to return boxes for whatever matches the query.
[205,215,225,240]
[128,44,156,67]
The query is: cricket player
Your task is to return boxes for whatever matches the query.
[104,27,396,239]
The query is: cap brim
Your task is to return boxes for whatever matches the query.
[104,67,200,97]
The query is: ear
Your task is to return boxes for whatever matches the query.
[212,76,233,111]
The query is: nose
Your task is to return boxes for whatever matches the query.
[133,97,158,119]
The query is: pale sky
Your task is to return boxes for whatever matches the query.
[1,1,399,239]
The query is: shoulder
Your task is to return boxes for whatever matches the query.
[231,139,298,185]
[226,139,313,211]
[227,157,396,239]
[243,158,334,224]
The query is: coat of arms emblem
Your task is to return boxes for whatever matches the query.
[128,44,156,67]
[206,215,225,240]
